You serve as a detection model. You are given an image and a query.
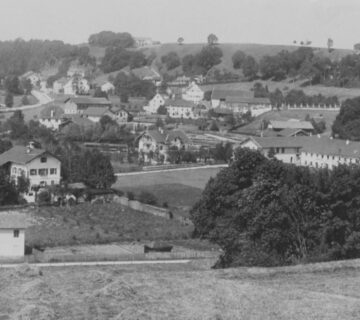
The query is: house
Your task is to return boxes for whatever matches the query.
[182,82,204,104]
[268,120,314,133]
[83,107,116,123]
[261,128,310,138]
[111,106,129,122]
[0,212,27,261]
[134,37,154,47]
[64,97,112,115]
[21,71,41,87]
[240,136,302,165]
[53,77,90,95]
[67,66,86,78]
[53,78,69,94]
[129,66,161,83]
[39,105,66,130]
[144,93,166,114]
[0,144,61,197]
[211,89,271,116]
[168,76,191,87]
[137,128,191,163]
[165,99,201,119]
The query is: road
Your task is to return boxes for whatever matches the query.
[115,164,228,177]
[0,259,191,268]
[0,89,53,112]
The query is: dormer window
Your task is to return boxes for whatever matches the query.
[40,157,47,163]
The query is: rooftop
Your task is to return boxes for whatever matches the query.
[65,97,111,106]
[40,105,64,119]
[226,96,271,104]
[269,120,314,130]
[83,106,110,117]
[140,129,191,144]
[165,99,196,108]
[0,146,48,166]
[211,89,253,100]
[0,212,27,229]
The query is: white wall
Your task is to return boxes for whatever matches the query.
[300,152,356,169]
[0,229,25,259]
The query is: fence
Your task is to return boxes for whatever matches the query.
[284,103,340,111]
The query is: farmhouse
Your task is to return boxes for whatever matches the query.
[0,212,26,261]
[240,136,360,170]
[165,99,201,119]
[0,144,61,190]
[64,97,112,115]
[39,105,67,130]
[144,93,166,114]
[137,129,191,163]
[83,107,116,123]
[182,82,204,104]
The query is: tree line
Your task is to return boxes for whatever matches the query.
[191,148,360,268]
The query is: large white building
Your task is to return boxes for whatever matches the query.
[240,136,360,170]
[182,82,204,104]
[0,145,62,190]
[0,212,26,261]
[165,99,202,119]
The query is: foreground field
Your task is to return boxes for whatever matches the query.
[2,261,360,319]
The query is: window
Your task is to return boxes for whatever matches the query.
[38,169,48,176]
[276,148,280,153]
[50,168,57,175]
[12,167,17,174]
[13,229,19,238]
[40,157,47,163]
[30,169,37,176]
[281,148,285,153]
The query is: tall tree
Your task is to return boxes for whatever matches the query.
[207,34,218,46]
[177,37,184,45]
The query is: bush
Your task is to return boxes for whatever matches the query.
[37,190,51,205]
[127,191,135,200]
[138,191,158,205]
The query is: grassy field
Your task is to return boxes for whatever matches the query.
[113,167,222,214]
[26,202,193,248]
[2,261,360,319]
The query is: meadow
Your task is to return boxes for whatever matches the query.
[2,260,360,319]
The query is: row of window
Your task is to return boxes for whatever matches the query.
[30,168,58,176]
[303,153,359,164]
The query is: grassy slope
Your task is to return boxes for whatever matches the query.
[27,202,193,248]
[2,263,360,319]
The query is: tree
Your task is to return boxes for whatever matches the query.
[209,120,219,131]
[155,118,164,128]
[93,87,108,99]
[327,38,334,53]
[21,78,32,95]
[196,46,223,73]
[129,51,147,69]
[177,37,184,45]
[161,52,181,70]
[232,50,246,69]
[5,92,14,108]
[207,34,218,46]
[242,56,259,80]
[0,139,12,154]
[157,105,167,115]
[21,95,30,106]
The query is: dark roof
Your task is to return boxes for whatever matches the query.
[242,136,303,149]
[146,130,166,143]
[65,97,111,106]
[167,130,191,144]
[40,105,64,119]
[0,146,49,166]
[213,107,233,115]
[83,107,110,117]
[270,120,314,130]
[226,96,271,104]
[0,212,27,229]
[62,115,95,128]
[164,99,196,108]
[211,89,253,100]
[262,128,309,138]
[139,129,191,144]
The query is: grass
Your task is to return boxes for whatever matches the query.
[2,262,360,319]
[26,202,193,248]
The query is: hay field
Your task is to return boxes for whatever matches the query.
[2,261,360,319]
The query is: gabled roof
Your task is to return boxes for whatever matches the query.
[262,128,309,138]
[269,120,314,130]
[0,146,50,166]
[167,130,191,144]
[211,89,253,100]
[83,106,111,117]
[131,66,161,80]
[164,99,196,108]
[65,97,112,106]
[139,129,191,145]
[0,212,27,229]
[241,136,303,149]
[40,105,64,119]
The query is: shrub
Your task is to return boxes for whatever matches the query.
[37,190,51,205]
[138,191,158,205]
[127,191,135,200]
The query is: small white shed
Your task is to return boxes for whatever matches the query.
[0,212,26,261]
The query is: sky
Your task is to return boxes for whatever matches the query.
[1,0,360,49]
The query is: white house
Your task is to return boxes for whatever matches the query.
[0,212,26,261]
[165,99,201,119]
[144,93,165,114]
[182,82,204,104]
[0,145,62,191]
[39,105,66,130]
[53,78,69,94]
[21,71,41,87]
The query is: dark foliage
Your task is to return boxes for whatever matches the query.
[88,31,134,48]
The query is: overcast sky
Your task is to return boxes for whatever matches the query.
[2,0,359,49]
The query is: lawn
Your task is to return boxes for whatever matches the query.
[26,202,193,248]
[113,167,223,215]
[2,261,360,319]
